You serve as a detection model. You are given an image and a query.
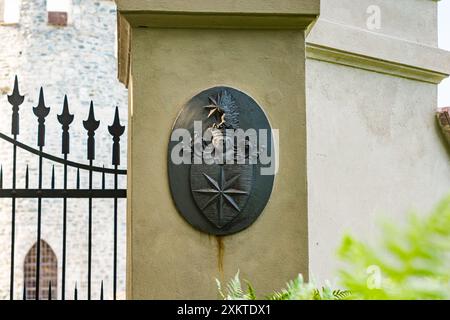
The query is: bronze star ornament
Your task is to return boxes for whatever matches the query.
[194,166,248,226]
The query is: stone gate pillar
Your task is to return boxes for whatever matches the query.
[116,0,320,299]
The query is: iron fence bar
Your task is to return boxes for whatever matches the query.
[33,87,50,300]
[62,154,68,300]
[113,165,118,300]
[10,135,16,300]
[0,189,126,198]
[88,160,93,300]
[102,167,105,189]
[0,132,127,175]
[51,165,55,189]
[25,165,29,188]
[58,95,73,301]
[36,148,43,300]
[77,168,80,189]
[108,106,125,301]
[8,76,24,300]
[84,101,99,301]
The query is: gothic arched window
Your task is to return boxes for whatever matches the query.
[23,240,58,300]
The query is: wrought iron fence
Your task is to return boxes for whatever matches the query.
[0,76,127,300]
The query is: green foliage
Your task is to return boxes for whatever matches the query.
[267,275,351,300]
[338,196,450,300]
[216,272,350,300]
[217,197,450,300]
[216,271,257,300]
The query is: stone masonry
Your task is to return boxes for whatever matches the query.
[0,0,127,299]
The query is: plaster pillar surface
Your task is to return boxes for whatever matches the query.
[117,0,320,299]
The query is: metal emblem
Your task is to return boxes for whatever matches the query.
[168,87,275,235]
[190,164,253,228]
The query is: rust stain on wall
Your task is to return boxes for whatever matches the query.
[216,236,225,276]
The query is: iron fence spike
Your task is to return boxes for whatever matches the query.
[8,76,24,136]
[8,75,25,106]
[33,87,50,147]
[83,101,100,160]
[57,95,74,155]
[108,107,125,166]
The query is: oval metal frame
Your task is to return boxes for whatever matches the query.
[168,86,275,235]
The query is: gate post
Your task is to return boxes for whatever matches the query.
[116,0,320,299]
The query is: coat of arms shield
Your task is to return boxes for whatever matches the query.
[168,86,275,235]
[190,163,253,228]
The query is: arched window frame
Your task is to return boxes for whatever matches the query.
[23,240,58,300]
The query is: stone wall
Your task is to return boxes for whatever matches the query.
[0,0,127,299]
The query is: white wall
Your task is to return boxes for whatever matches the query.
[307,0,450,283]
[307,61,450,282]
[320,0,438,46]
[439,0,450,107]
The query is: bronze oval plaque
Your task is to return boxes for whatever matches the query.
[168,87,275,235]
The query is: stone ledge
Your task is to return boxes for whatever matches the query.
[115,0,320,16]
[117,12,131,88]
[120,12,318,29]
[306,19,450,84]
[306,44,448,84]
[116,0,320,86]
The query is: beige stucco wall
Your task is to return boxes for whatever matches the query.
[128,28,309,299]
[118,0,450,298]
